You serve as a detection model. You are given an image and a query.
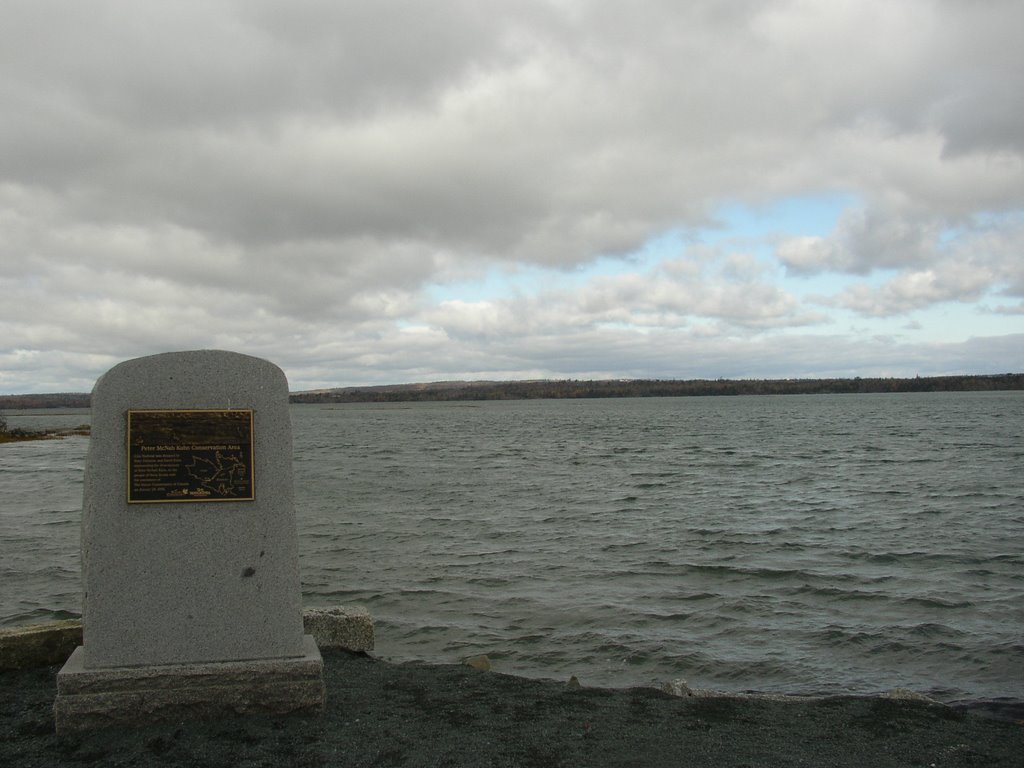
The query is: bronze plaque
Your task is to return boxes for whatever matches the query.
[127,409,254,503]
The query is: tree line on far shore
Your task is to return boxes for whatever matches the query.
[290,373,1024,404]
[2,373,1021,409]
[0,392,91,410]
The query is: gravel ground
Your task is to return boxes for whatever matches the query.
[3,649,1022,767]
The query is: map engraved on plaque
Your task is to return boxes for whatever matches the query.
[127,410,254,503]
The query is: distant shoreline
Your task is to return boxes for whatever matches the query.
[0,426,90,444]
[1,373,1021,408]
[294,372,1024,403]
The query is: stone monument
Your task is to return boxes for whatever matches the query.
[54,350,325,733]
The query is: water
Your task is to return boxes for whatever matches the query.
[2,392,1022,704]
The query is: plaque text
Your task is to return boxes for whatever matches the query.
[127,410,254,503]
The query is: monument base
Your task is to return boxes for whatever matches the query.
[53,635,325,734]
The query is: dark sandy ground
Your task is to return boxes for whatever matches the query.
[3,649,1022,767]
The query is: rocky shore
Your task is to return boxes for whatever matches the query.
[3,647,1023,767]
[0,425,89,444]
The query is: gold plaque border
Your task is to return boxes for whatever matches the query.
[126,409,255,504]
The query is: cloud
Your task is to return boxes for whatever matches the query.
[807,213,1024,316]
[8,1,1019,261]
[0,1,1022,392]
[829,269,988,318]
[777,203,945,274]
[424,244,826,344]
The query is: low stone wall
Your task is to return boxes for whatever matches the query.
[1,607,373,672]
[0,620,83,671]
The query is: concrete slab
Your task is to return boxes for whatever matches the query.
[55,636,324,733]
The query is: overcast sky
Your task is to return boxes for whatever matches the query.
[2,0,1022,394]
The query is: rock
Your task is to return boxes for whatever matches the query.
[0,620,83,671]
[660,679,693,697]
[462,654,491,672]
[566,675,581,689]
[302,606,375,652]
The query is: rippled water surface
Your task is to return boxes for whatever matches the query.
[2,393,1022,703]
